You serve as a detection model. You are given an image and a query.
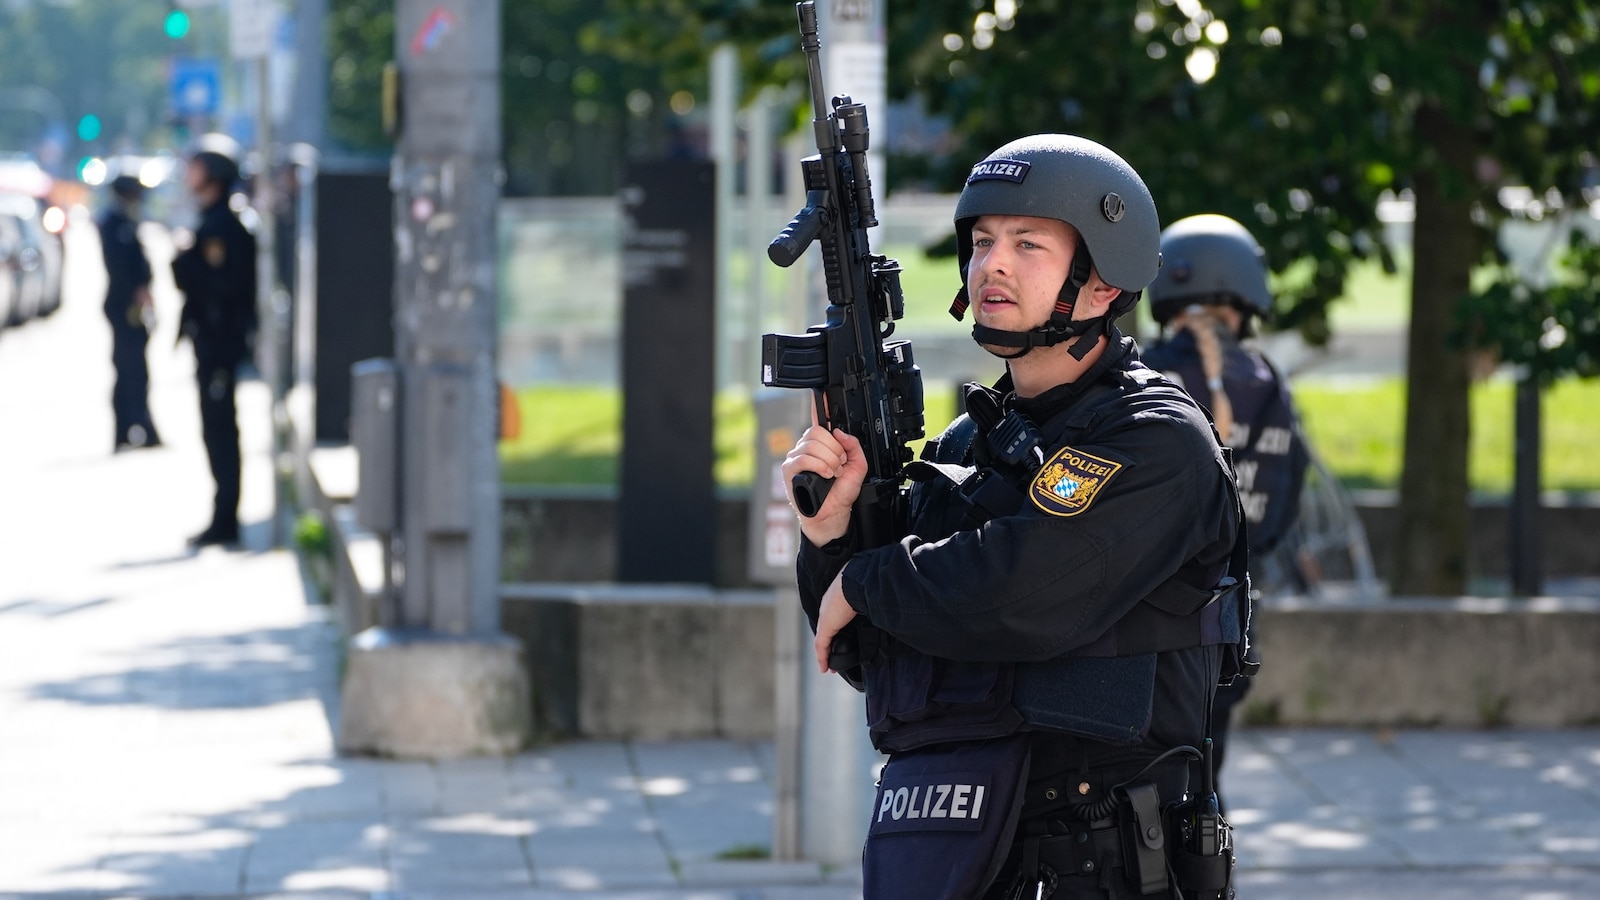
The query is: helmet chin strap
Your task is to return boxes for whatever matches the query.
[951,239,1105,361]
[969,317,1107,360]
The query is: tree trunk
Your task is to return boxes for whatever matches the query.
[1392,104,1480,596]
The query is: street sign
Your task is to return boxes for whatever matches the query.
[170,58,221,117]
[230,0,278,60]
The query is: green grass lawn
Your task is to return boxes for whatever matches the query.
[501,376,1600,494]
[1293,375,1600,493]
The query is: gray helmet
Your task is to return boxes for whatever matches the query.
[947,132,1164,357]
[949,134,1161,358]
[1147,214,1273,326]
[954,134,1160,294]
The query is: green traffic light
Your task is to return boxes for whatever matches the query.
[164,9,191,39]
[76,114,102,142]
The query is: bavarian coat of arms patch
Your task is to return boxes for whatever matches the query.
[1029,445,1123,517]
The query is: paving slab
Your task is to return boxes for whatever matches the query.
[242,819,390,894]
[388,827,536,892]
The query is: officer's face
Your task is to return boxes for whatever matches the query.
[185,160,209,196]
[968,214,1083,331]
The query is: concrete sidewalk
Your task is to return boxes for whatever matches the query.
[2,221,1598,899]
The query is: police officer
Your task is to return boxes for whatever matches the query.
[172,135,257,547]
[784,135,1246,899]
[99,175,162,451]
[1142,214,1310,805]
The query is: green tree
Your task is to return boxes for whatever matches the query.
[328,0,796,193]
[889,0,1600,596]
[0,0,222,159]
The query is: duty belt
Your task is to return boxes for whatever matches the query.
[1023,758,1191,825]
[1001,758,1193,898]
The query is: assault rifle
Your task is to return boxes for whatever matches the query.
[761,0,925,559]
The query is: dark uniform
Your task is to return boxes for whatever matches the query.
[799,335,1242,899]
[787,136,1247,900]
[1142,332,1305,559]
[1143,213,1311,809]
[97,182,161,450]
[172,191,256,543]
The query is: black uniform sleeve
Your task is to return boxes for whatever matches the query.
[796,529,858,633]
[838,394,1239,663]
[129,228,152,287]
[170,241,204,294]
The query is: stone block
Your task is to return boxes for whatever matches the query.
[501,584,776,741]
[338,629,532,759]
[1248,595,1600,728]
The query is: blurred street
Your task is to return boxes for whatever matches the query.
[0,219,1597,898]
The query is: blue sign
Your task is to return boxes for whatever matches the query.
[170,58,221,117]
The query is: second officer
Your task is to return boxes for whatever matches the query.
[172,135,257,547]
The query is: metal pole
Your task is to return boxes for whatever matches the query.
[288,141,319,524]
[745,89,775,342]
[287,0,328,148]
[772,587,803,861]
[1510,371,1542,596]
[254,54,288,547]
[710,44,739,392]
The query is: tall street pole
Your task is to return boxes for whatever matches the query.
[337,0,530,759]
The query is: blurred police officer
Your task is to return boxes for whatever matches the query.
[172,135,257,547]
[99,174,162,451]
[1142,213,1310,806]
[784,136,1247,899]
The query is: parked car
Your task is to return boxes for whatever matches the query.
[0,208,27,327]
[0,191,63,322]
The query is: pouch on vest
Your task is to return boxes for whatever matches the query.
[864,732,1032,900]
[865,645,1025,754]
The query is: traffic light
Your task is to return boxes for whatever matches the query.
[164,8,191,39]
[76,114,102,142]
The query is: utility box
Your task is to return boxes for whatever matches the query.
[351,358,399,534]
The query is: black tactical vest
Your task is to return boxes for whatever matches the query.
[861,365,1252,754]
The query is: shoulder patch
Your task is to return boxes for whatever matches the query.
[203,237,227,268]
[1030,445,1123,517]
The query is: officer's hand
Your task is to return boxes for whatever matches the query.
[781,425,867,546]
[814,572,858,674]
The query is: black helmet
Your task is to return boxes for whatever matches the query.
[189,132,241,188]
[109,174,144,201]
[949,134,1161,359]
[1147,214,1273,327]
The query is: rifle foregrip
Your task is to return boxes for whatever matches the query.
[769,205,825,267]
[792,471,833,518]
